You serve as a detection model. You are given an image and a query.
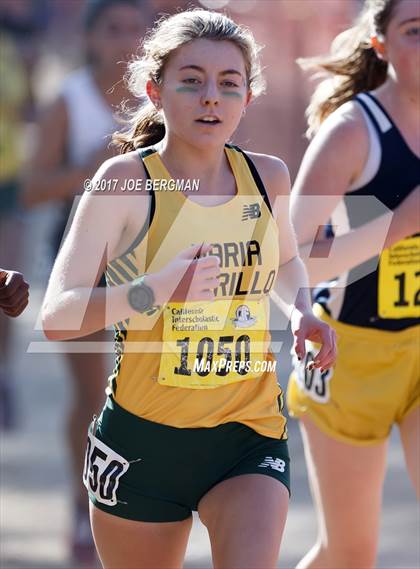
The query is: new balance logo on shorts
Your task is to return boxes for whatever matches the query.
[258,456,286,472]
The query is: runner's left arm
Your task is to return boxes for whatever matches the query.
[250,153,337,370]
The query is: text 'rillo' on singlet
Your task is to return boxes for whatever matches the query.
[105,145,287,439]
[315,92,420,331]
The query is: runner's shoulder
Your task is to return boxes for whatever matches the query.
[245,151,291,200]
[92,150,147,194]
[315,100,370,152]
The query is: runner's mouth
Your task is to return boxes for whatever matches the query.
[195,116,222,125]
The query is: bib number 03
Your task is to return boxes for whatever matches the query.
[295,351,333,404]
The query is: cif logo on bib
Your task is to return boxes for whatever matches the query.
[294,350,333,404]
[232,304,257,328]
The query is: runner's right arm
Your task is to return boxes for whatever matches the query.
[41,155,220,341]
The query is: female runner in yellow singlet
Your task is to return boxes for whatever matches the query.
[42,10,336,569]
[287,0,419,567]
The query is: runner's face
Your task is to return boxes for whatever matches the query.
[87,5,144,71]
[156,38,251,149]
[382,0,420,94]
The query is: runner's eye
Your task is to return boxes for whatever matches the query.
[182,78,201,85]
[221,80,239,88]
[405,26,420,37]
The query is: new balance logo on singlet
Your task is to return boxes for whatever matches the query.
[258,456,286,472]
[242,203,261,220]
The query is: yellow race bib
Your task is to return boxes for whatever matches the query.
[378,235,420,319]
[158,299,269,388]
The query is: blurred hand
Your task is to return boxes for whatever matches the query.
[291,309,337,371]
[145,243,220,305]
[387,186,420,247]
[0,270,30,317]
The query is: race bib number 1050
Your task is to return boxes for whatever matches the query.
[158,299,269,389]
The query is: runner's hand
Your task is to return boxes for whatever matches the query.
[146,243,220,304]
[291,309,337,371]
[0,270,30,317]
[387,185,420,246]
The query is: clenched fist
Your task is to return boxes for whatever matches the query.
[0,269,30,317]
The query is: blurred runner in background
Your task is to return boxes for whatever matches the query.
[22,0,146,564]
[287,1,419,567]
[0,0,39,430]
